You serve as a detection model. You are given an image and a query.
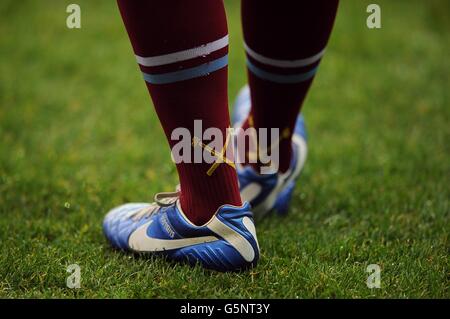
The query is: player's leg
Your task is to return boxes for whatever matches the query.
[103,0,259,271]
[233,0,339,216]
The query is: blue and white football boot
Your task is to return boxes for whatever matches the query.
[103,190,259,272]
[232,85,308,218]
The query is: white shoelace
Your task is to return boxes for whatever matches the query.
[130,186,180,221]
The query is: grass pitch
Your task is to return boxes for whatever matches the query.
[0,0,448,298]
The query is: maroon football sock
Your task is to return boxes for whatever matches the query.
[241,0,339,172]
[117,0,241,225]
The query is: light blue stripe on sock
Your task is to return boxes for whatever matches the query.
[142,55,228,84]
[246,59,318,84]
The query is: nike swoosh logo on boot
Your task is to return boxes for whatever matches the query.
[128,221,218,252]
